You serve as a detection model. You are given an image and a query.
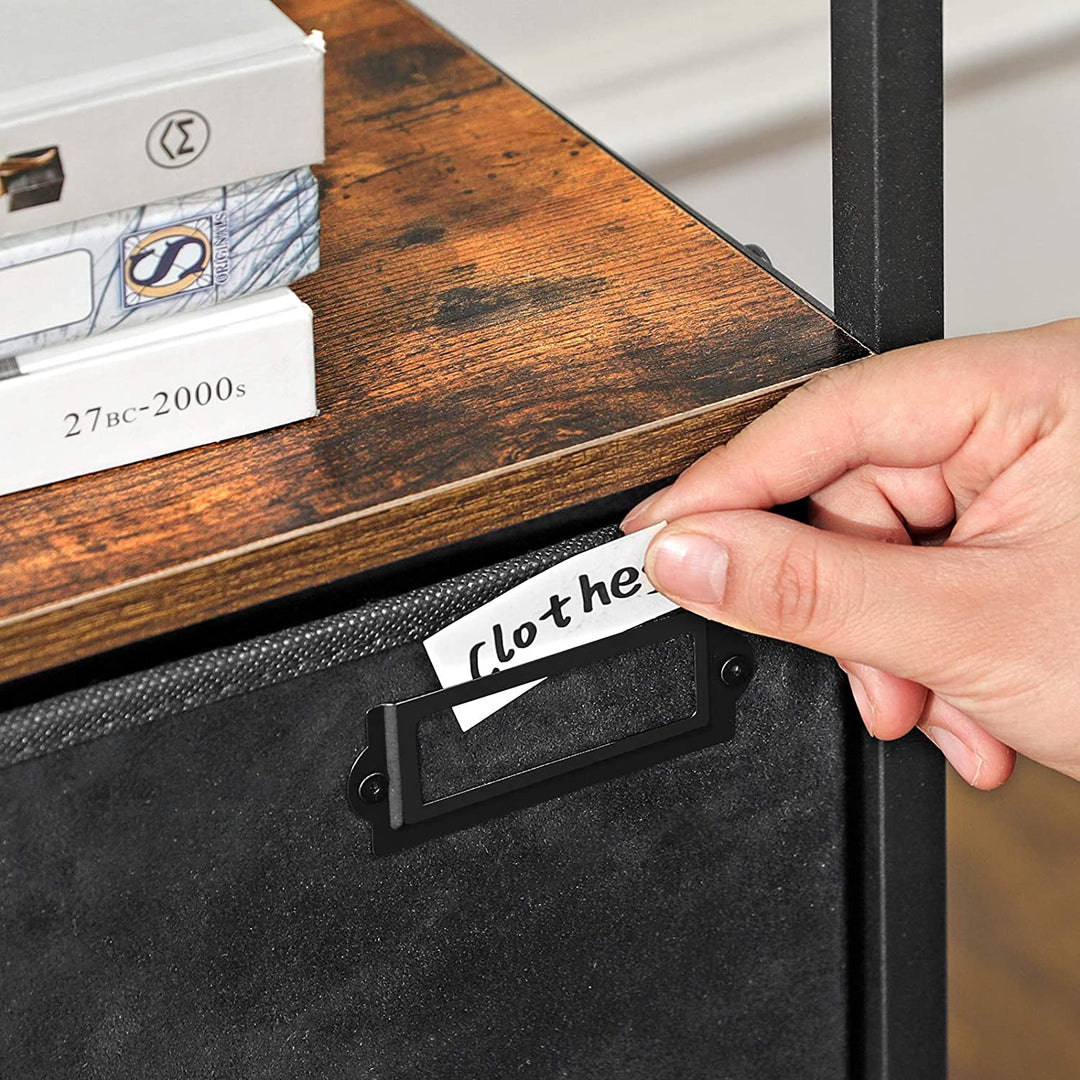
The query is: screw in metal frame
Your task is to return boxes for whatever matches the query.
[358,772,389,804]
[719,655,753,687]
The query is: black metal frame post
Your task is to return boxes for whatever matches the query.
[831,3,947,1078]
[832,0,944,349]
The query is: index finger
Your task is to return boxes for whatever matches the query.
[622,325,1051,529]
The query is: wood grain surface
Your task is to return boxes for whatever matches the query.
[0,0,867,683]
[948,762,1080,1080]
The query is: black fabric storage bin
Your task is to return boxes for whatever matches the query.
[0,526,851,1079]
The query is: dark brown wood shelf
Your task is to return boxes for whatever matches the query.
[0,0,868,684]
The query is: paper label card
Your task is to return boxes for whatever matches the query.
[424,524,678,730]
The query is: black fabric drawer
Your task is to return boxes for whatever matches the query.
[0,527,850,1078]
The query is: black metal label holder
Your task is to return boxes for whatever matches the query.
[348,610,754,855]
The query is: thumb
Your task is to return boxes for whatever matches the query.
[644,510,988,686]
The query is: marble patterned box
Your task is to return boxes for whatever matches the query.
[0,167,319,358]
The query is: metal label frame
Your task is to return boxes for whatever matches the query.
[348,611,753,855]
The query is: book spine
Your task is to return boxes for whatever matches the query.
[0,290,315,496]
[0,37,323,239]
[0,168,320,356]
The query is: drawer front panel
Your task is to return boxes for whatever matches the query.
[0,531,850,1079]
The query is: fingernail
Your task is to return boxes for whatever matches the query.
[925,726,984,786]
[845,670,877,738]
[621,486,669,531]
[647,531,729,603]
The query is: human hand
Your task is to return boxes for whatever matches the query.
[622,320,1080,788]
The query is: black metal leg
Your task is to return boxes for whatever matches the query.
[830,3,947,1078]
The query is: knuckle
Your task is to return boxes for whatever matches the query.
[793,366,850,406]
[757,539,823,635]
[788,367,864,453]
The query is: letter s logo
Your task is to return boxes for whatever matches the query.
[122,222,213,304]
[128,235,208,289]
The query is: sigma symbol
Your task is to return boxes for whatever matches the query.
[146,110,210,169]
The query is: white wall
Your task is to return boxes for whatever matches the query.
[415,0,1080,336]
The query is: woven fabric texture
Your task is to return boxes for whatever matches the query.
[0,527,620,768]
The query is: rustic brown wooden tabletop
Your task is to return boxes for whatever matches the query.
[0,0,865,683]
